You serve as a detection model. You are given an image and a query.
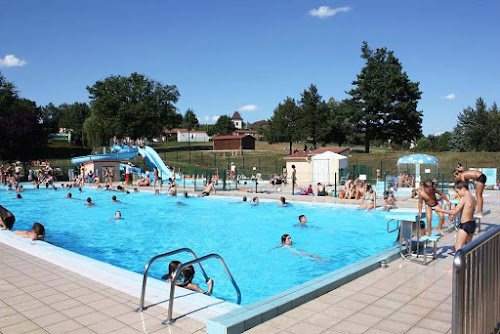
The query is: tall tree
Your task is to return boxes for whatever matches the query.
[299,84,328,147]
[84,72,181,146]
[181,108,200,130]
[347,42,423,152]
[266,98,307,154]
[0,72,45,160]
[318,98,350,146]
[487,102,500,152]
[212,115,236,135]
[457,98,490,151]
[40,103,61,136]
[58,103,91,146]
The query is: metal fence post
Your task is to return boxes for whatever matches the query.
[334,172,337,197]
[194,171,197,192]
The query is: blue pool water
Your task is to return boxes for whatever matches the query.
[1,186,399,305]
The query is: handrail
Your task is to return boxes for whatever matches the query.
[136,248,209,311]
[387,219,400,233]
[452,225,500,334]
[164,253,241,324]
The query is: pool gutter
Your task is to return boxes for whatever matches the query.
[206,245,401,334]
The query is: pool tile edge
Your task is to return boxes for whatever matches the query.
[206,245,400,334]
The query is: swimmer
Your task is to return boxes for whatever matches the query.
[279,234,292,247]
[16,194,22,199]
[110,211,122,220]
[296,215,307,226]
[66,193,72,199]
[176,201,188,206]
[184,191,189,198]
[14,222,45,241]
[155,189,160,195]
[251,197,259,206]
[279,197,287,206]
[78,187,82,192]
[162,261,214,295]
[231,196,247,204]
[112,195,121,203]
[418,179,451,236]
[272,234,330,262]
[86,197,95,207]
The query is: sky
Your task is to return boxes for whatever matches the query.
[1,0,499,135]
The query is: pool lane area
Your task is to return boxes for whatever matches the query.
[2,186,497,333]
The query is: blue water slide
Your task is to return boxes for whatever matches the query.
[71,147,139,165]
[137,146,172,180]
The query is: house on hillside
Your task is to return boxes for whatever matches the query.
[163,128,210,142]
[247,120,268,129]
[231,111,243,129]
[283,147,350,186]
[213,135,256,150]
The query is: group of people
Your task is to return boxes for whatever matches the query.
[0,205,45,241]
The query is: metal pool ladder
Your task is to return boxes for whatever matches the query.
[136,248,241,325]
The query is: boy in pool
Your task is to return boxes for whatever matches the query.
[162,261,214,295]
[279,197,287,206]
[251,197,259,206]
[86,197,95,207]
[110,211,122,220]
[418,179,451,236]
[295,215,307,226]
[14,223,45,241]
[453,169,487,216]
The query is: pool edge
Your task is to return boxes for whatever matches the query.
[206,245,401,334]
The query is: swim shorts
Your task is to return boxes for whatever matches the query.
[202,191,210,196]
[477,173,487,184]
[459,220,476,235]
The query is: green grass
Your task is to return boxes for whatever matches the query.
[9,142,498,183]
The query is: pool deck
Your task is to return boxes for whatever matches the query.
[1,185,498,333]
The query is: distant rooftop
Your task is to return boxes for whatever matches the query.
[284,147,350,159]
[231,111,243,120]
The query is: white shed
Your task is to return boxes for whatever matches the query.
[311,151,348,185]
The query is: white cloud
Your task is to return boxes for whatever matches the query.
[238,104,259,112]
[309,6,351,19]
[441,93,456,100]
[212,115,220,122]
[203,116,210,122]
[0,54,27,67]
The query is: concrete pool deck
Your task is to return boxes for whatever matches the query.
[1,185,499,333]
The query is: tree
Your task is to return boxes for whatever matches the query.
[181,109,200,130]
[0,72,45,160]
[58,103,91,145]
[266,98,307,154]
[486,103,500,152]
[457,98,490,151]
[347,42,423,153]
[318,98,350,146]
[40,103,61,137]
[299,84,328,147]
[85,72,181,146]
[212,115,236,135]
[415,137,432,152]
[450,126,466,152]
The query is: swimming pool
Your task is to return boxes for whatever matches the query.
[1,186,398,305]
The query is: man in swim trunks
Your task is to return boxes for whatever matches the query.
[418,179,451,236]
[435,180,477,251]
[0,205,15,230]
[454,169,486,216]
[201,179,216,196]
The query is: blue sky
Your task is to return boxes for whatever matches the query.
[1,0,499,135]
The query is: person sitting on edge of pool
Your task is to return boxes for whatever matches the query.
[162,260,214,295]
[0,205,15,230]
[14,222,45,241]
[251,197,259,206]
[86,197,95,207]
[201,179,216,197]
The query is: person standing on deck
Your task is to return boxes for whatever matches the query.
[418,179,452,236]
[453,169,487,216]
